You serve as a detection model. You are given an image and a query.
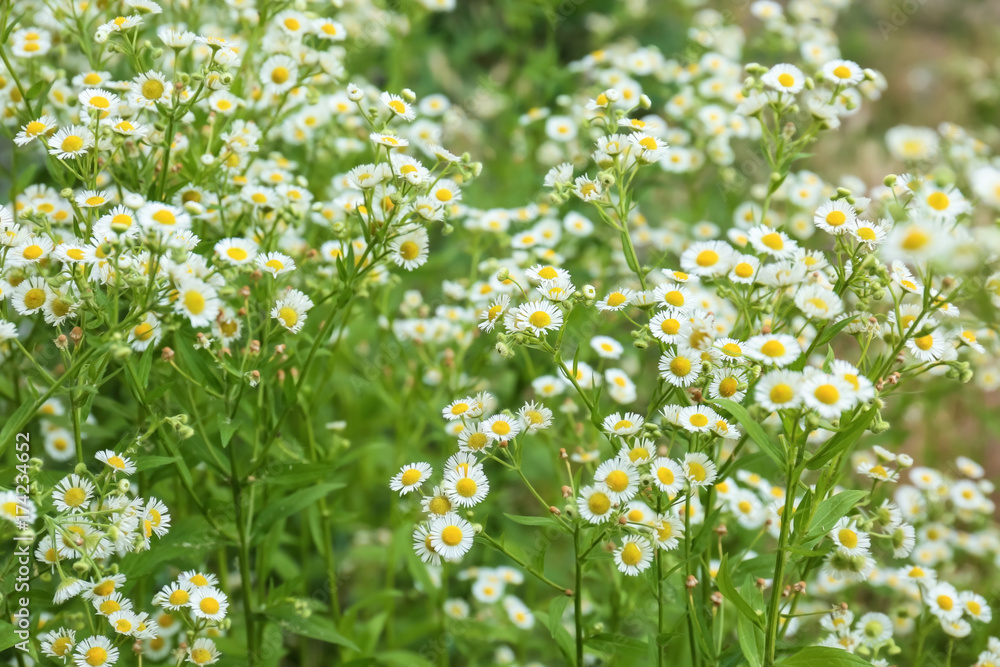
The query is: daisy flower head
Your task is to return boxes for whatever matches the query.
[676,405,720,433]
[927,583,963,622]
[651,513,684,550]
[14,115,57,146]
[188,638,221,665]
[680,240,735,276]
[650,457,683,495]
[656,283,693,311]
[390,229,430,270]
[271,288,314,334]
[429,512,475,561]
[78,88,121,117]
[728,254,760,283]
[762,63,806,94]
[602,411,644,436]
[830,517,871,557]
[594,457,640,503]
[822,59,864,86]
[173,278,220,328]
[442,397,475,421]
[748,225,798,259]
[813,200,857,234]
[73,635,118,667]
[905,330,949,363]
[153,582,193,610]
[708,368,747,401]
[214,237,258,265]
[658,349,700,387]
[390,462,432,495]
[746,333,801,367]
[591,335,624,359]
[755,370,802,412]
[128,313,161,351]
[518,402,553,432]
[443,463,490,507]
[514,300,563,335]
[482,413,522,442]
[96,450,136,475]
[53,474,95,513]
[138,202,191,231]
[801,372,856,419]
[649,308,685,343]
[40,627,76,660]
[614,536,654,576]
[48,125,94,159]
[190,586,229,621]
[261,55,298,94]
[381,92,416,121]
[256,252,296,277]
[683,452,718,487]
[577,485,615,524]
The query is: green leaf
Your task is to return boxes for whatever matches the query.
[737,579,764,667]
[805,407,878,470]
[802,490,869,545]
[0,620,21,651]
[548,595,570,641]
[709,399,785,468]
[535,610,575,663]
[252,482,344,542]
[777,646,873,666]
[715,555,764,629]
[504,513,563,529]
[264,604,359,651]
[218,414,238,448]
[134,455,179,472]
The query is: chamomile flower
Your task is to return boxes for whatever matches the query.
[596,288,635,311]
[676,405,719,433]
[482,414,522,442]
[381,92,416,121]
[271,288,313,334]
[649,308,685,343]
[96,450,137,475]
[658,349,699,387]
[48,125,94,159]
[443,464,490,507]
[73,635,118,667]
[755,371,802,412]
[214,237,258,265]
[390,462,432,495]
[40,627,76,660]
[801,372,856,419]
[708,368,747,401]
[390,230,430,270]
[680,240,734,276]
[594,458,639,503]
[518,402,553,432]
[577,485,615,524]
[746,333,801,367]
[762,64,805,94]
[153,582,193,610]
[614,536,654,575]
[728,254,760,283]
[683,453,718,487]
[53,474,95,513]
[261,55,298,94]
[257,252,296,277]
[830,517,871,557]
[602,412,644,436]
[187,638,221,665]
[515,301,563,335]
[906,331,950,362]
[927,583,963,622]
[959,592,992,623]
[650,457,683,495]
[748,225,798,259]
[14,115,57,146]
[189,587,229,622]
[429,512,474,561]
[173,278,220,328]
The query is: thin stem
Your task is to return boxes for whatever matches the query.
[574,526,584,667]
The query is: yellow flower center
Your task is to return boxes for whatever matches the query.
[86,647,108,665]
[926,192,949,211]
[455,477,477,497]
[399,241,419,260]
[190,574,208,586]
[184,290,206,315]
[401,468,422,486]
[688,462,707,482]
[529,310,551,328]
[588,492,611,515]
[664,290,684,307]
[441,525,463,546]
[62,135,84,152]
[937,595,953,611]
[605,470,629,492]
[491,420,511,436]
[64,487,87,507]
[620,542,642,565]
[226,247,248,261]
[657,467,674,485]
[825,210,846,226]
[777,73,795,87]
[833,65,852,79]
[689,413,709,427]
[606,292,627,307]
[271,67,290,84]
[278,307,298,328]
[914,334,934,351]
[660,318,681,335]
[760,340,785,358]
[152,209,176,225]
[142,79,165,100]
[169,589,190,605]
[670,357,691,377]
[769,384,793,404]
[814,384,839,405]
[761,232,784,250]
[902,228,930,251]
[696,250,718,267]
[839,529,858,549]
[718,377,738,397]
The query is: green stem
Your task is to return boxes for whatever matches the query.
[574,526,584,667]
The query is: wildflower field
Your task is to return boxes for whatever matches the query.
[2,0,1000,665]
